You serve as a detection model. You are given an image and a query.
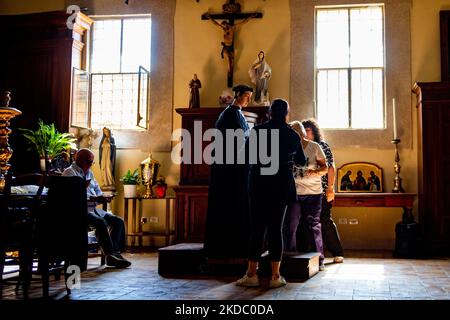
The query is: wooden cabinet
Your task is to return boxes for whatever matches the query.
[173,107,266,242]
[175,107,266,185]
[173,186,209,243]
[441,11,450,82]
[0,11,92,173]
[413,82,450,254]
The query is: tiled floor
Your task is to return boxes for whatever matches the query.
[2,250,450,300]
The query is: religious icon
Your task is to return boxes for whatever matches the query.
[337,162,383,192]
[202,1,262,88]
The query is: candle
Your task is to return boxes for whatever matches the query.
[392,98,397,140]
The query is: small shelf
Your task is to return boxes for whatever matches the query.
[124,197,175,247]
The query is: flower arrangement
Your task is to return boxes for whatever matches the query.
[219,89,234,107]
[155,175,168,198]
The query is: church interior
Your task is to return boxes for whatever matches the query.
[0,0,450,303]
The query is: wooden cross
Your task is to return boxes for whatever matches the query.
[202,0,263,88]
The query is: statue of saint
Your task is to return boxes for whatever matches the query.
[99,127,116,191]
[189,74,202,108]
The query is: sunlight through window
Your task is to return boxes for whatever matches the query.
[87,16,151,130]
[315,5,384,129]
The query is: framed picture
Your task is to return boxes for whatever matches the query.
[337,162,383,192]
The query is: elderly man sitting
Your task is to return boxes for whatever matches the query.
[63,148,131,268]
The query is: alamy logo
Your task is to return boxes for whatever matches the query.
[171,121,280,175]
[66,265,81,290]
[66,5,80,30]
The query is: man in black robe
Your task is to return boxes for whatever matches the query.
[204,84,253,259]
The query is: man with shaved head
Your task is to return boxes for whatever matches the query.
[63,148,131,268]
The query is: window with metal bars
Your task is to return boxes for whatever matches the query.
[71,16,151,130]
[315,5,385,129]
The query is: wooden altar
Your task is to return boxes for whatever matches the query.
[173,107,267,242]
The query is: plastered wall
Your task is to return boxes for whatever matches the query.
[2,0,450,249]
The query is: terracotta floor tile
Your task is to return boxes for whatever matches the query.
[2,250,450,301]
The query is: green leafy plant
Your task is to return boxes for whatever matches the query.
[20,119,76,159]
[120,169,140,185]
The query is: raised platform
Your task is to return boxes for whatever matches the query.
[158,242,205,275]
[275,251,320,280]
[158,243,320,280]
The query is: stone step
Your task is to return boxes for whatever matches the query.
[205,257,247,276]
[158,243,320,280]
[284,251,320,280]
[259,251,320,281]
[158,242,248,276]
[158,242,205,275]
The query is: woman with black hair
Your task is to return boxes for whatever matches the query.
[236,98,306,289]
[301,119,344,264]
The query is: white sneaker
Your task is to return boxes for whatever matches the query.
[236,274,260,287]
[333,256,344,263]
[319,263,325,271]
[269,276,287,289]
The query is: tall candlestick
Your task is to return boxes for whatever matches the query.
[0,91,22,191]
[392,139,404,193]
[392,98,397,140]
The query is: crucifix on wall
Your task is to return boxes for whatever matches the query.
[202,0,262,88]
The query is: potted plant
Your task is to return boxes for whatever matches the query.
[20,119,76,171]
[155,175,168,198]
[121,169,139,198]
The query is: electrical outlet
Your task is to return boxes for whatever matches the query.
[149,216,158,223]
[348,218,358,225]
[338,218,348,224]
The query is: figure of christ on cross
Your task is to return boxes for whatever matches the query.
[203,7,262,87]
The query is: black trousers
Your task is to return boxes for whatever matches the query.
[320,196,344,257]
[248,198,287,262]
[87,211,126,256]
[297,195,344,257]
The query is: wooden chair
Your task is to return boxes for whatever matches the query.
[36,175,88,298]
[0,173,46,299]
[87,227,106,266]
[47,170,106,266]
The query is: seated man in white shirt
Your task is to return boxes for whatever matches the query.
[63,148,131,268]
